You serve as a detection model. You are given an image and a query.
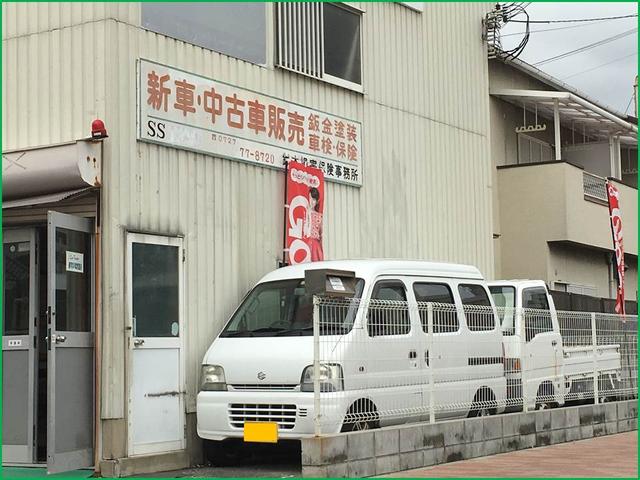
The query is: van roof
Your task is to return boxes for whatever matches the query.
[488,279,548,288]
[260,259,484,283]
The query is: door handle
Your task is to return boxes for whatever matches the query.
[408,350,417,359]
[551,340,558,346]
[425,350,430,366]
[133,339,145,347]
[54,335,67,344]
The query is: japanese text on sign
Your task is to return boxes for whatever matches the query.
[137,59,362,186]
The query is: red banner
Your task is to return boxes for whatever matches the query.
[285,162,325,265]
[606,181,625,315]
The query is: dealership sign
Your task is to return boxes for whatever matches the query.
[137,59,362,186]
[285,162,325,265]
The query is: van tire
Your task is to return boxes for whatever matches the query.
[468,388,497,417]
[203,439,241,466]
[535,382,557,410]
[341,399,379,432]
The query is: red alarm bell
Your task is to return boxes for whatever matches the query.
[91,119,108,139]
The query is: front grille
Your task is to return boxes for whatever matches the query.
[230,384,297,391]
[228,403,297,430]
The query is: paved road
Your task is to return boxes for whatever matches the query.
[379,432,638,478]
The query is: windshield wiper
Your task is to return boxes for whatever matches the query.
[222,327,287,337]
[221,331,255,337]
[251,327,287,333]
[275,326,313,336]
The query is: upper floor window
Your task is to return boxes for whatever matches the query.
[276,3,362,92]
[517,133,553,165]
[141,3,267,65]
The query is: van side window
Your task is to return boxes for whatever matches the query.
[458,284,496,332]
[368,282,410,337]
[413,283,459,333]
[489,285,516,336]
[523,287,553,341]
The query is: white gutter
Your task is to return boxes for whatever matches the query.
[499,57,633,121]
[568,93,638,135]
[490,88,638,135]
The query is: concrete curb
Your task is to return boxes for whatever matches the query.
[301,399,638,477]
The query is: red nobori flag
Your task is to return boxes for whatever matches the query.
[606,181,625,315]
[285,162,325,265]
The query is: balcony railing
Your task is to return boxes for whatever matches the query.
[582,172,608,203]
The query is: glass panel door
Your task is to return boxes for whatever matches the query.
[2,229,38,465]
[47,211,94,474]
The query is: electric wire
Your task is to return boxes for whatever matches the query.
[533,28,637,66]
[508,13,638,24]
[502,17,633,37]
[498,3,531,60]
[561,51,638,80]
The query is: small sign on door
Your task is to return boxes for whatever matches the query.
[66,251,84,273]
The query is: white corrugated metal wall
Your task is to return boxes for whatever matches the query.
[3,1,493,423]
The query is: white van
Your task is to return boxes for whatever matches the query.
[197,260,506,448]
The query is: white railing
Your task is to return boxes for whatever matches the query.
[582,171,608,202]
[311,296,637,435]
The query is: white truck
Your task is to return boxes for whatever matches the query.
[488,280,622,411]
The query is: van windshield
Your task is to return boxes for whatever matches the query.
[489,285,516,335]
[220,278,365,337]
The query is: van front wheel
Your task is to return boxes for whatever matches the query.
[341,399,379,432]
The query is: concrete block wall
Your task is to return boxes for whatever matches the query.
[301,400,638,477]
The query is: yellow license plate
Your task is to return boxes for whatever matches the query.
[243,422,278,443]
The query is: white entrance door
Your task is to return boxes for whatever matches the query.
[126,233,185,456]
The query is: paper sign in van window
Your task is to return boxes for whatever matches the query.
[329,277,345,291]
[66,251,84,273]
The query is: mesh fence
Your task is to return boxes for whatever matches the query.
[312,296,638,435]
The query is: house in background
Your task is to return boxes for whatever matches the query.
[489,57,638,302]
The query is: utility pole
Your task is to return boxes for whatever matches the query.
[634,75,638,118]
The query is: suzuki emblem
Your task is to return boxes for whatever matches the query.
[257,371,266,381]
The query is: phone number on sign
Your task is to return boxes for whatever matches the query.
[239,147,276,165]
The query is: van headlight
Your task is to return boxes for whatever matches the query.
[200,365,227,391]
[300,364,343,392]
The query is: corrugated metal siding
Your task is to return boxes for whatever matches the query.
[3,2,494,419]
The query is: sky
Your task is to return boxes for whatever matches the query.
[500,2,638,115]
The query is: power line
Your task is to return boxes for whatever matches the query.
[533,28,637,66]
[508,13,638,24]
[502,18,629,37]
[561,51,638,80]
